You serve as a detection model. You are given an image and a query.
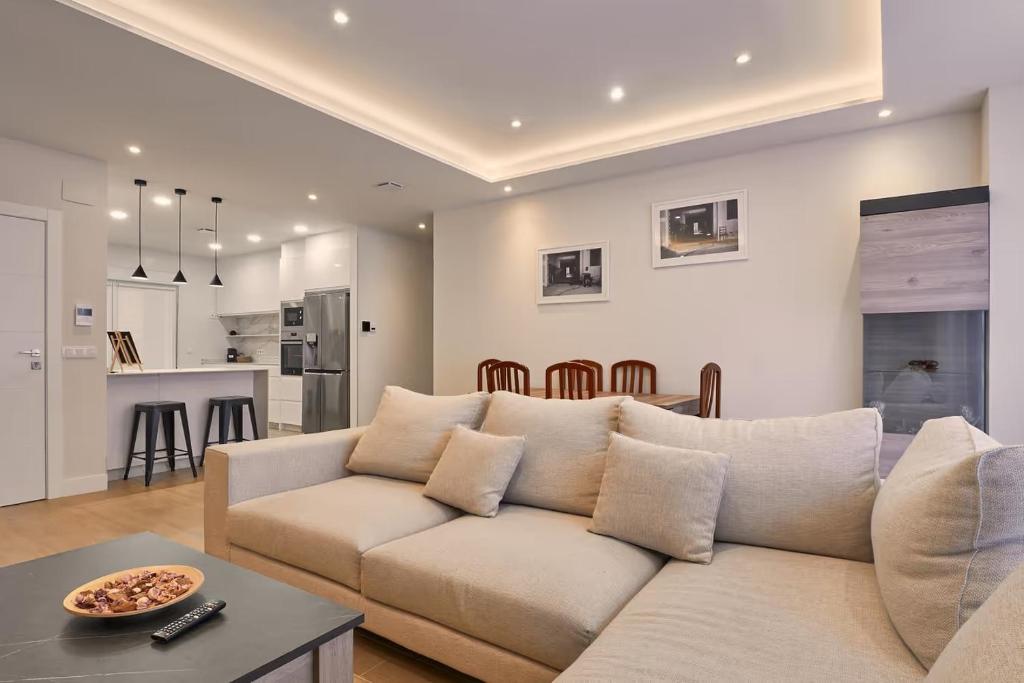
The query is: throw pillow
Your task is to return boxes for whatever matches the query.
[590,432,730,563]
[422,425,526,517]
[872,416,1024,669]
[347,386,491,482]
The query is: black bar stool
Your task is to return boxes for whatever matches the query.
[200,395,261,466]
[123,401,197,487]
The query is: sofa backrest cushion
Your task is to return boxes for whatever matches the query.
[347,386,491,483]
[618,401,880,561]
[927,560,1024,681]
[872,416,1023,669]
[481,391,629,516]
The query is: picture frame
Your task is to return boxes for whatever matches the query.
[651,189,748,267]
[537,241,610,304]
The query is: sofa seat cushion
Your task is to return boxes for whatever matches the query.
[557,544,926,683]
[361,504,665,670]
[226,475,461,590]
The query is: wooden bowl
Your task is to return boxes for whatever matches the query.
[62,565,204,618]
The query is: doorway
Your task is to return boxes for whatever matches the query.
[0,213,46,506]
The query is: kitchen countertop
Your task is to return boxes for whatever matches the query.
[107,366,270,377]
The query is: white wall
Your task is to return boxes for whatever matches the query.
[434,113,982,418]
[985,84,1024,444]
[0,136,108,493]
[357,226,433,422]
[107,244,224,367]
[217,248,280,314]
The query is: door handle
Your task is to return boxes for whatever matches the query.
[18,349,41,357]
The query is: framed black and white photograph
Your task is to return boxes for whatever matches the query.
[537,241,609,304]
[651,190,748,267]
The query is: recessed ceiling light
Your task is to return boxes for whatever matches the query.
[109,209,128,220]
[418,223,427,230]
[208,242,222,251]
[246,234,262,243]
[294,224,309,234]
[152,195,172,207]
[609,86,625,102]
[307,193,318,201]
[510,119,522,129]
[127,145,142,155]
[503,185,513,193]
[333,9,349,24]
[735,52,752,65]
[878,108,893,118]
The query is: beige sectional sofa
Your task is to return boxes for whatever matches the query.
[204,390,1024,682]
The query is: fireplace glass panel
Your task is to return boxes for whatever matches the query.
[863,311,986,437]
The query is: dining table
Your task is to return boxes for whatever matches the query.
[528,389,699,415]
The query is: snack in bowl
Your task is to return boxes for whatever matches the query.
[65,566,202,616]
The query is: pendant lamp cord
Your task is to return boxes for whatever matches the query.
[137,182,142,265]
[178,194,183,271]
[213,200,219,273]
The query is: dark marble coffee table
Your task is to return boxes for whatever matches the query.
[0,533,362,682]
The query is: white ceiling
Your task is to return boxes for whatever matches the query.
[0,1,1022,256]
[57,0,884,181]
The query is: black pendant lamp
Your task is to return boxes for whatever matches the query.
[172,188,188,284]
[130,178,148,280]
[209,196,224,287]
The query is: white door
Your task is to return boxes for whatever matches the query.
[0,215,46,506]
[108,281,177,369]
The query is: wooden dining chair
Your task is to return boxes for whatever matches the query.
[545,362,597,399]
[570,359,604,391]
[699,362,722,418]
[487,361,531,395]
[477,358,501,391]
[610,360,657,394]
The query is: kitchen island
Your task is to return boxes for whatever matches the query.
[106,366,269,478]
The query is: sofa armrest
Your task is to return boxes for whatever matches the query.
[204,427,366,558]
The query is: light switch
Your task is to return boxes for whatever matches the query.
[62,345,98,359]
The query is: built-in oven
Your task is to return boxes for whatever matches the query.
[281,301,304,375]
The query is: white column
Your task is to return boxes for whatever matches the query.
[986,84,1024,443]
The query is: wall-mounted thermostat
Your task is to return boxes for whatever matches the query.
[74,304,94,327]
[361,320,376,333]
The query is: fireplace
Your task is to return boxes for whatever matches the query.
[864,311,987,472]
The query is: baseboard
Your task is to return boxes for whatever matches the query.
[51,473,108,498]
[106,461,174,482]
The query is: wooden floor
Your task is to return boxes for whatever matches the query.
[0,467,475,683]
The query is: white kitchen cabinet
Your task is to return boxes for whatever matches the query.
[279,239,306,303]
[303,230,353,291]
[279,376,302,402]
[279,400,302,426]
[217,249,281,314]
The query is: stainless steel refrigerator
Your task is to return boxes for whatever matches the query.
[302,289,350,433]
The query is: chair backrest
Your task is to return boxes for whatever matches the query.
[570,359,604,391]
[545,362,597,400]
[477,358,501,391]
[610,360,657,394]
[487,361,531,395]
[699,362,722,418]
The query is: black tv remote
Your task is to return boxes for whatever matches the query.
[151,600,226,643]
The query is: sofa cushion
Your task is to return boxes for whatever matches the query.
[618,401,880,561]
[422,425,525,517]
[557,544,925,682]
[928,561,1024,682]
[872,416,1023,669]
[226,475,461,590]
[346,386,491,483]
[361,504,665,670]
[591,432,730,563]
[481,391,629,515]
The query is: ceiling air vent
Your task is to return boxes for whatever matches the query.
[375,180,404,191]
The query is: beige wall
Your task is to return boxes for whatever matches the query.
[0,137,108,492]
[433,113,982,418]
[986,84,1024,444]
[356,226,433,422]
